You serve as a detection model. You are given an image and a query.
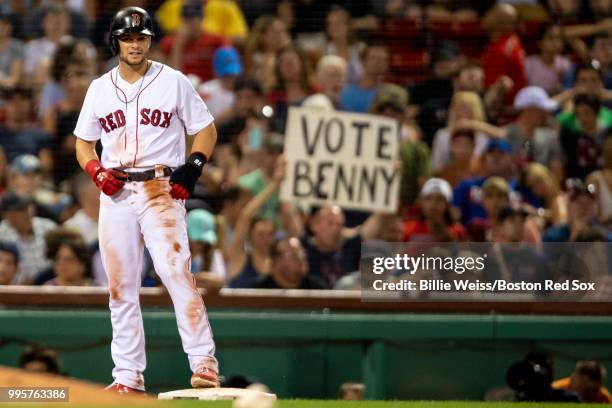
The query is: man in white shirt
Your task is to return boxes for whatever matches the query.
[0,192,56,284]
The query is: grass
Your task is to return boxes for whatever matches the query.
[20,399,601,408]
[162,401,594,408]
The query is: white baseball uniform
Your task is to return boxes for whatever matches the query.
[74,60,217,390]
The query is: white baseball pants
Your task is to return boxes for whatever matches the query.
[98,176,217,390]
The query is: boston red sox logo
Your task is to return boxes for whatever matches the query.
[131,13,141,27]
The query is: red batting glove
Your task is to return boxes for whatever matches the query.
[85,160,128,196]
[169,183,189,200]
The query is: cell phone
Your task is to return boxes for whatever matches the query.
[248,126,263,151]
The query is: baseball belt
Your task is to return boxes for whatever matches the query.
[120,167,173,182]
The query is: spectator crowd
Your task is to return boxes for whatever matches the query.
[0,0,611,293]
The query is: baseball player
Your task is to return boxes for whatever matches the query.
[73,7,219,393]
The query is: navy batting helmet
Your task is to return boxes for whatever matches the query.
[109,7,154,56]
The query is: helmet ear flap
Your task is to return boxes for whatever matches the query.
[110,34,119,56]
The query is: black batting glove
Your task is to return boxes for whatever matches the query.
[169,152,207,199]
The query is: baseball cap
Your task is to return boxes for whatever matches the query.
[10,154,41,174]
[420,178,453,202]
[514,86,558,112]
[487,139,512,154]
[0,191,32,212]
[187,209,217,245]
[214,47,242,78]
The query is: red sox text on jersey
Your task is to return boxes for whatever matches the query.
[99,109,173,133]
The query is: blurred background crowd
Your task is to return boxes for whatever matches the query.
[0,0,611,292]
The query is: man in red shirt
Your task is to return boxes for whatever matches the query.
[481,3,527,103]
[160,3,227,82]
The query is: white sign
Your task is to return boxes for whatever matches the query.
[280,107,400,213]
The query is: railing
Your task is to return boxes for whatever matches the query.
[0,286,611,314]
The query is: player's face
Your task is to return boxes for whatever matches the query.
[118,33,151,67]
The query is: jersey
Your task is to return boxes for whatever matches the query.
[74,60,213,169]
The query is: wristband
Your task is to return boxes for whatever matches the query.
[187,152,207,174]
[85,159,103,180]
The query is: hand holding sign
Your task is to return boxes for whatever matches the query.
[273,155,287,184]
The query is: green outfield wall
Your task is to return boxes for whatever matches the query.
[0,309,610,400]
